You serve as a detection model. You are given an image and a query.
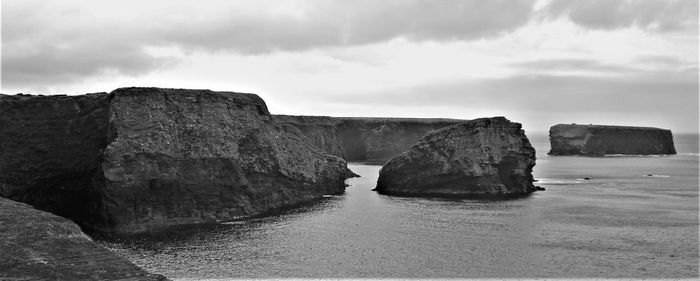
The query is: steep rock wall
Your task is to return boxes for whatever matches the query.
[548,124,676,156]
[375,117,539,197]
[0,88,355,233]
[98,88,355,233]
[0,93,109,224]
[274,115,463,163]
[273,115,346,158]
[0,197,166,280]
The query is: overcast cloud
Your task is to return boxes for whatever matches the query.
[1,0,698,133]
[544,0,698,31]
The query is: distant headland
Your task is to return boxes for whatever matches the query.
[548,123,676,156]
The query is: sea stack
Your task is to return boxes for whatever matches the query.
[375,117,539,197]
[0,87,355,233]
[548,124,676,156]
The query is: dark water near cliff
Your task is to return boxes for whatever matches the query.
[103,134,699,279]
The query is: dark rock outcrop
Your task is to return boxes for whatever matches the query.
[0,197,166,280]
[274,115,463,163]
[548,124,676,156]
[99,88,355,233]
[1,88,355,233]
[375,117,539,197]
[0,93,110,225]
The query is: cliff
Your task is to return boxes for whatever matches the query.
[0,88,355,233]
[548,124,676,156]
[272,115,347,158]
[99,88,355,233]
[0,197,166,280]
[375,117,539,197]
[274,115,463,163]
[0,93,110,225]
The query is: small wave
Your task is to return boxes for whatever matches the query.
[322,195,335,198]
[536,178,583,185]
[604,154,666,157]
[682,153,700,157]
[220,221,247,225]
[643,174,670,178]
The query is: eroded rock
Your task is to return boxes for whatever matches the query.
[375,117,539,197]
[99,88,355,233]
[0,197,167,280]
[1,88,355,233]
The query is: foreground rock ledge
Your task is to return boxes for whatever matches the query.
[548,124,676,156]
[375,117,539,197]
[0,197,167,280]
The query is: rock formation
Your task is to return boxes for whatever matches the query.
[272,115,347,159]
[548,124,676,156]
[0,197,166,280]
[0,93,110,225]
[274,115,463,163]
[0,88,355,233]
[375,117,539,197]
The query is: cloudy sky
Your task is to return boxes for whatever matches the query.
[1,0,698,133]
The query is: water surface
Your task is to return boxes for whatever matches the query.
[104,134,699,279]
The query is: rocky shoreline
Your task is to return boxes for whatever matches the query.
[4,87,682,279]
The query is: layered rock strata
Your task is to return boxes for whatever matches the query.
[0,88,355,233]
[0,197,167,280]
[274,115,463,163]
[375,117,539,197]
[548,124,676,156]
[272,115,347,159]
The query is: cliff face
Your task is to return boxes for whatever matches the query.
[273,115,346,158]
[0,197,166,280]
[273,115,463,163]
[0,88,354,233]
[99,88,354,233]
[375,117,539,197]
[548,124,676,156]
[0,93,109,224]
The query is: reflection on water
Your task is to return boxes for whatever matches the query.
[103,138,699,279]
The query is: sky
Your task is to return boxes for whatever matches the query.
[1,0,698,133]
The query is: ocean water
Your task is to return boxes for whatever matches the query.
[103,133,699,279]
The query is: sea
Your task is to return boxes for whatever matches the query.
[102,133,699,279]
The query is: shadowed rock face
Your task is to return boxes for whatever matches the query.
[0,93,110,225]
[375,117,538,198]
[1,88,355,233]
[0,197,167,280]
[548,124,676,156]
[274,115,463,163]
